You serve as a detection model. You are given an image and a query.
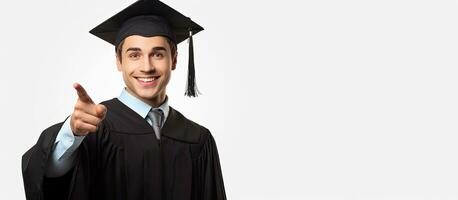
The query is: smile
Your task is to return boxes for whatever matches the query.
[137,77,157,82]
[135,76,160,86]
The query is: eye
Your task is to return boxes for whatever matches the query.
[152,52,164,58]
[128,53,141,59]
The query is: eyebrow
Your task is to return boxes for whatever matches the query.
[152,47,167,52]
[125,46,167,53]
[125,47,141,53]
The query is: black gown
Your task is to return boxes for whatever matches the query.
[22,98,227,200]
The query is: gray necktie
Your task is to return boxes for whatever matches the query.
[147,109,163,140]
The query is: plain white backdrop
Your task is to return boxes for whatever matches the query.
[1,0,458,199]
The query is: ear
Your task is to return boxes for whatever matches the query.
[116,54,122,72]
[171,51,178,71]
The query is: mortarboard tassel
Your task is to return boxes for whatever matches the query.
[185,29,200,97]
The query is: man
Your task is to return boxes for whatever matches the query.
[21,0,227,199]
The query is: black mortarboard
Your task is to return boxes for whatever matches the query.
[89,0,204,97]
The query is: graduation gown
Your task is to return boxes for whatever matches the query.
[22,98,226,200]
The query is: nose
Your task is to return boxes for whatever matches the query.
[140,56,155,73]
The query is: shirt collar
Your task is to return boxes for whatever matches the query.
[117,87,170,126]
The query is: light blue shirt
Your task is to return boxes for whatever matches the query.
[45,87,170,177]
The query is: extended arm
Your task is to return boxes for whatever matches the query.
[45,115,85,177]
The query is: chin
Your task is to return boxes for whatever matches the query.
[141,88,163,98]
[136,90,155,98]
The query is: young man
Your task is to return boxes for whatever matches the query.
[21,0,226,199]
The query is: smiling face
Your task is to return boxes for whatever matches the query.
[116,35,177,107]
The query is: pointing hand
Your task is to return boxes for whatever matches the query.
[70,83,107,136]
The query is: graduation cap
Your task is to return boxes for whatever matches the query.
[89,0,204,97]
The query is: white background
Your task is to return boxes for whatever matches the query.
[1,0,458,199]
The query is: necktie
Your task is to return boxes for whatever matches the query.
[147,109,163,140]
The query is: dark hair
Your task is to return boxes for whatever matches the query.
[115,37,177,62]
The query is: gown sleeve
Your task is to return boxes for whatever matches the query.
[22,121,71,200]
[192,130,227,200]
[22,117,108,200]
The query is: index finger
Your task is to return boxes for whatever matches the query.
[73,83,94,103]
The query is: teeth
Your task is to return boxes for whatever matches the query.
[137,77,157,82]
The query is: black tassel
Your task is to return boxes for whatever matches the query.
[185,30,200,97]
